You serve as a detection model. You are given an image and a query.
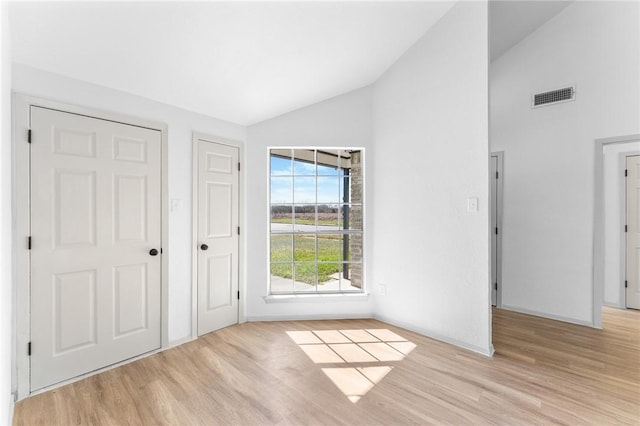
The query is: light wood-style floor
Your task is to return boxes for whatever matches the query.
[13,307,640,425]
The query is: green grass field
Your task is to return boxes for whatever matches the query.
[270,235,342,284]
[271,218,339,226]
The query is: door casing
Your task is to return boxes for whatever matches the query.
[490,152,504,308]
[191,132,244,339]
[593,134,640,328]
[13,94,169,399]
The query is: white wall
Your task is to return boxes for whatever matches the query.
[371,2,491,355]
[491,2,640,323]
[603,142,640,307]
[11,64,246,343]
[245,86,374,320]
[1,3,13,424]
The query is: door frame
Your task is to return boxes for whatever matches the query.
[191,132,244,339]
[490,151,504,308]
[593,134,640,327]
[623,153,640,308]
[13,94,170,399]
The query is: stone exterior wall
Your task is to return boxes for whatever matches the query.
[348,151,363,289]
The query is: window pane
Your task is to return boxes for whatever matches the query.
[294,234,316,261]
[270,234,292,261]
[293,149,316,175]
[271,263,293,293]
[317,234,342,262]
[318,262,341,291]
[294,263,317,290]
[293,205,316,231]
[343,205,363,231]
[294,176,315,204]
[271,150,292,176]
[271,177,293,204]
[342,263,363,291]
[317,176,341,204]
[271,205,293,232]
[317,205,340,231]
[317,149,341,175]
[345,233,363,262]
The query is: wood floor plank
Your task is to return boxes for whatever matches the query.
[13,307,640,425]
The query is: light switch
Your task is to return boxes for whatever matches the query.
[467,197,479,212]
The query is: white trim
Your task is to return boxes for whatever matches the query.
[500,304,593,328]
[13,93,170,399]
[593,134,640,329]
[620,151,640,308]
[266,146,367,296]
[191,132,245,338]
[263,293,370,304]
[373,313,494,357]
[7,394,15,426]
[490,151,504,308]
[246,313,372,322]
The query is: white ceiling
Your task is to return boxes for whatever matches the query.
[9,1,455,125]
[489,0,572,62]
[9,1,572,126]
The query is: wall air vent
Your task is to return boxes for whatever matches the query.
[532,86,575,108]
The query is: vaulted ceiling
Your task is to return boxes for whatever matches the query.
[9,1,572,126]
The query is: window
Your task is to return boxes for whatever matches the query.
[269,148,364,294]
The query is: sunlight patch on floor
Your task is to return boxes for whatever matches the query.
[286,329,415,403]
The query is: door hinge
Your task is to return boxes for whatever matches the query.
[27,129,32,144]
[27,342,31,356]
[625,280,628,288]
[237,291,240,300]
[494,282,498,290]
[495,227,498,235]
[160,248,163,254]
[238,162,241,172]
[237,226,240,235]
[495,171,499,179]
[625,169,628,177]
[28,236,31,250]
[625,225,628,232]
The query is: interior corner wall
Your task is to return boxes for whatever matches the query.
[1,2,14,423]
[11,64,247,344]
[371,2,491,354]
[490,2,640,323]
[245,86,375,320]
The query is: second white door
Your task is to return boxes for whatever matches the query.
[197,139,240,335]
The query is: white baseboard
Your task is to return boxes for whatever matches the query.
[373,313,494,357]
[166,335,194,349]
[246,313,373,322]
[500,304,594,327]
[603,302,625,309]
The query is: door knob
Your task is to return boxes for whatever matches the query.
[149,248,159,256]
[200,244,209,251]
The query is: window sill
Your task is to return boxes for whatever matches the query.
[263,293,370,304]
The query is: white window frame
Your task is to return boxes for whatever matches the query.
[267,147,366,295]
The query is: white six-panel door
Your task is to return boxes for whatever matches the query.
[626,155,640,309]
[197,139,239,335]
[30,107,162,391]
